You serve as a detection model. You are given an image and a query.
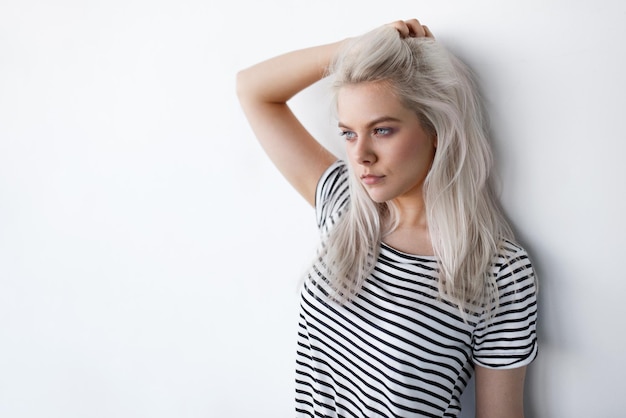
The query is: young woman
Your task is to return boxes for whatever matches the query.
[236,19,537,418]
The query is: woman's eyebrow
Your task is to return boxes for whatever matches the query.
[338,116,402,129]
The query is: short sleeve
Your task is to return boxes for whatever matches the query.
[472,243,538,369]
[315,160,350,233]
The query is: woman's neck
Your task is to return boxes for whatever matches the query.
[392,195,428,229]
[384,196,433,256]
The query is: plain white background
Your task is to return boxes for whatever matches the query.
[1,0,625,417]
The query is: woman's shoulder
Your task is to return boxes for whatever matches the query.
[496,239,529,262]
[492,239,536,293]
[316,160,348,198]
[315,160,350,229]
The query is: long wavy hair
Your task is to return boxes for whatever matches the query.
[320,26,516,311]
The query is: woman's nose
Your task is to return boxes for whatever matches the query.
[352,137,376,165]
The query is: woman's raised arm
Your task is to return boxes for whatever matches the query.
[236,41,345,206]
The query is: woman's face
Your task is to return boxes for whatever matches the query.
[337,81,436,204]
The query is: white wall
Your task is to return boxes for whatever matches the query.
[1,1,625,417]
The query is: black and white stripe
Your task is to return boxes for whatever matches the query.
[295,161,538,417]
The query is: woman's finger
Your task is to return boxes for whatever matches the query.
[423,25,435,38]
[389,19,411,38]
[404,18,426,37]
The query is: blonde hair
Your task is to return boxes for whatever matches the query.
[320,26,515,310]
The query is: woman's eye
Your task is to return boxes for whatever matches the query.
[374,127,392,136]
[340,131,356,140]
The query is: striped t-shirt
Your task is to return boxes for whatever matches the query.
[295,161,538,417]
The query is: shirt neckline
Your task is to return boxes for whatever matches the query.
[380,242,438,262]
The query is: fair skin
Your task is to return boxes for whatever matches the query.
[237,18,527,417]
[337,80,436,256]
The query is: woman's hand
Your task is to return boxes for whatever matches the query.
[388,18,434,39]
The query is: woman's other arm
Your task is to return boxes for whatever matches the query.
[475,365,528,418]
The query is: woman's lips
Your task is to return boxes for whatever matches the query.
[361,174,385,185]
